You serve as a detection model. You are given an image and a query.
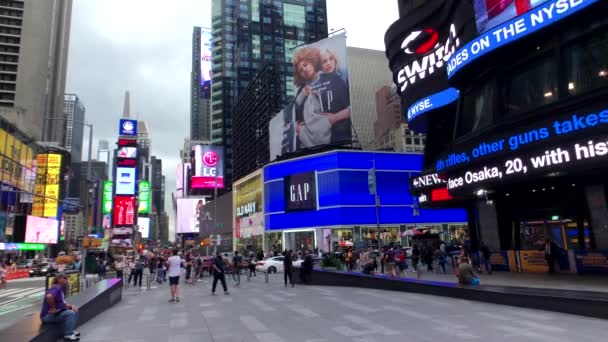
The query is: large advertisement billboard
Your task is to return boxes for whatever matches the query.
[176,198,205,233]
[191,145,224,189]
[269,33,352,161]
[234,172,264,239]
[473,0,549,32]
[32,154,62,217]
[115,167,136,195]
[102,180,113,214]
[138,180,151,214]
[25,215,58,244]
[137,217,150,239]
[200,27,212,98]
[113,195,135,227]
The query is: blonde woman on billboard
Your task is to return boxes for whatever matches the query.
[319,49,352,145]
[293,47,332,148]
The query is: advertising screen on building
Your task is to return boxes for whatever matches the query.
[115,167,136,195]
[102,214,111,229]
[119,119,137,136]
[113,195,135,226]
[234,172,264,239]
[384,0,477,132]
[102,180,113,214]
[112,227,133,236]
[473,0,549,32]
[25,215,58,244]
[32,154,62,217]
[191,145,224,189]
[284,172,318,212]
[269,33,352,161]
[137,217,150,239]
[117,146,137,158]
[200,27,212,98]
[176,198,205,233]
[138,180,151,214]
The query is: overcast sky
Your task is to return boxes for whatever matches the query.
[66,0,398,240]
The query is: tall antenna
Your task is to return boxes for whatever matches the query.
[122,90,131,118]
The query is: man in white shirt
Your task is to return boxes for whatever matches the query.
[167,250,183,302]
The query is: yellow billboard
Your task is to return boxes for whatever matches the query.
[32,154,62,217]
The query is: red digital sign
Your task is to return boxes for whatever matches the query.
[118,138,137,147]
[113,195,136,226]
[117,158,137,167]
[431,188,453,202]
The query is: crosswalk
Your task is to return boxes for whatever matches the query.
[0,287,45,306]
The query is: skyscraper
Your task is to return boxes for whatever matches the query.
[211,0,328,188]
[0,0,73,142]
[190,27,212,141]
[63,94,85,162]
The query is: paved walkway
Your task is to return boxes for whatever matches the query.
[77,273,606,342]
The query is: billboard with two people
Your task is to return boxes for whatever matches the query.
[270,33,351,161]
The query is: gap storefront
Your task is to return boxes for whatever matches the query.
[263,150,466,253]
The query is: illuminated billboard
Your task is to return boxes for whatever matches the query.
[138,180,151,214]
[474,0,549,33]
[113,195,135,226]
[200,27,212,98]
[102,180,113,214]
[32,154,62,217]
[176,198,205,233]
[25,215,58,244]
[137,217,150,239]
[115,167,136,195]
[269,33,352,161]
[233,171,264,240]
[191,145,224,189]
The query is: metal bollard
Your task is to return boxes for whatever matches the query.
[146,275,151,290]
[265,271,269,283]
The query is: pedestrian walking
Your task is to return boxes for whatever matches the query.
[435,248,447,274]
[113,257,124,282]
[411,244,420,272]
[283,250,294,287]
[167,250,183,302]
[97,259,107,280]
[0,263,7,289]
[248,253,257,277]
[133,257,144,288]
[232,251,242,287]
[211,252,229,295]
[299,250,314,284]
[156,256,165,284]
[185,253,193,285]
[395,247,407,278]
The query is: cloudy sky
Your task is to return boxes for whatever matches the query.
[66,0,398,239]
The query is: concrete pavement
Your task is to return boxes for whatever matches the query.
[76,273,606,342]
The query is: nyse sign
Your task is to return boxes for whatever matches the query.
[284,172,317,212]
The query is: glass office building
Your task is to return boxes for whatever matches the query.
[211,0,328,189]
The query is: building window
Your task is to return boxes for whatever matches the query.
[504,54,557,116]
[283,3,305,29]
[251,0,259,22]
[252,34,260,59]
[563,31,608,96]
[457,81,494,137]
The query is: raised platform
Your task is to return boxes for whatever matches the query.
[0,278,123,342]
[300,269,608,319]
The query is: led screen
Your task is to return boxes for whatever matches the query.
[200,28,212,98]
[25,215,58,244]
[115,167,136,195]
[191,145,224,189]
[137,217,150,239]
[113,195,136,226]
[176,198,206,233]
[117,147,137,158]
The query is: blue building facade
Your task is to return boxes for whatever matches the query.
[262,150,467,252]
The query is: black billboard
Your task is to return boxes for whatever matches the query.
[384,0,477,130]
[284,172,317,212]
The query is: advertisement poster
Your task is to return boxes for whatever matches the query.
[176,198,205,233]
[137,217,150,239]
[200,27,212,98]
[519,250,548,273]
[138,180,151,214]
[269,33,352,161]
[574,250,608,275]
[102,181,113,214]
[234,172,264,239]
[115,167,136,195]
[473,0,549,32]
[113,195,135,226]
[32,154,62,217]
[191,145,224,189]
[489,251,512,271]
[25,215,58,244]
[102,214,111,229]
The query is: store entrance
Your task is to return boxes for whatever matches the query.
[284,230,315,252]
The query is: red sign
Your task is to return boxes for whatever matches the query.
[113,195,136,226]
[117,158,137,167]
[118,138,137,147]
[191,176,224,189]
[431,188,453,202]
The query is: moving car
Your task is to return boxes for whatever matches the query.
[29,263,57,277]
[256,256,285,273]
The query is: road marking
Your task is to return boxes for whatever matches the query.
[285,304,319,318]
[0,288,29,298]
[240,315,268,332]
[249,298,275,312]
[0,304,34,316]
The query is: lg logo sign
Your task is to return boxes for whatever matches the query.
[203,151,218,167]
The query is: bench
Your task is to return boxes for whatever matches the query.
[300,268,608,319]
[0,278,122,342]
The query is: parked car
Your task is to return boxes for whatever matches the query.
[256,256,285,273]
[29,263,57,277]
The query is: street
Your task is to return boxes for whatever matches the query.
[0,277,46,331]
[77,274,605,342]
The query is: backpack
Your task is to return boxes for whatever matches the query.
[135,260,143,271]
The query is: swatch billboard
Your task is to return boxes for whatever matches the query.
[269,33,352,161]
[191,145,224,189]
